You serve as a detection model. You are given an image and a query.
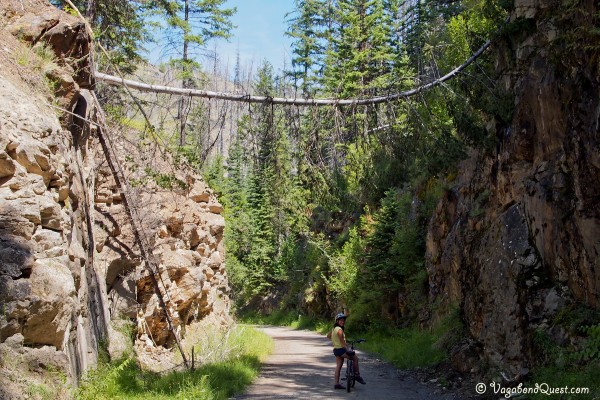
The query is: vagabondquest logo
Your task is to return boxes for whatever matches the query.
[475,382,591,398]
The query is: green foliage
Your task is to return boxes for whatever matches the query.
[220,62,313,309]
[51,0,154,74]
[553,303,600,333]
[25,383,52,399]
[144,167,187,189]
[77,326,272,400]
[348,189,427,328]
[576,324,600,362]
[358,309,464,369]
[323,0,398,97]
[239,310,330,334]
[14,43,60,94]
[529,313,600,398]
[550,0,600,65]
[153,0,236,84]
[327,227,362,305]
[530,363,600,400]
[285,0,333,94]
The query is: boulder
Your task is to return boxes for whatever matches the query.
[21,258,76,348]
[8,136,52,177]
[0,151,16,178]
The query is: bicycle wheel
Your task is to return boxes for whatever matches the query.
[346,360,353,392]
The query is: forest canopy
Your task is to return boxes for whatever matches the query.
[59,0,511,327]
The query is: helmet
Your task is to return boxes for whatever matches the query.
[335,313,347,321]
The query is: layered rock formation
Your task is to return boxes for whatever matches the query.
[0,1,103,386]
[94,148,231,350]
[427,0,599,376]
[0,0,231,393]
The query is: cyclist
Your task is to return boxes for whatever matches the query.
[328,312,366,389]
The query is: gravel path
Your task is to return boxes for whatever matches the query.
[233,326,467,400]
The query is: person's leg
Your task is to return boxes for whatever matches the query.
[353,354,360,375]
[334,356,344,385]
[353,354,366,384]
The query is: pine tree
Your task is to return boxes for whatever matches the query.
[285,0,333,95]
[323,0,395,98]
[51,0,151,74]
[155,0,236,146]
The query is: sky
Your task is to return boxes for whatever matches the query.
[211,0,295,75]
[145,1,295,80]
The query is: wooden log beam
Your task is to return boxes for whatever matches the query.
[94,37,492,107]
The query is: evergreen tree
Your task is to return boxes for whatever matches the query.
[285,0,333,95]
[154,0,236,146]
[323,0,395,98]
[51,0,152,74]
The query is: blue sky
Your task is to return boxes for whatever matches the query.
[212,0,295,75]
[146,1,295,78]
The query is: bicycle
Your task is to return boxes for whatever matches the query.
[344,339,365,392]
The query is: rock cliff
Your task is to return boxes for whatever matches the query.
[0,0,231,394]
[427,0,599,376]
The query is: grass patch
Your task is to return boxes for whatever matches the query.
[359,327,447,368]
[77,325,272,400]
[527,319,600,399]
[352,308,463,369]
[528,362,600,400]
[239,310,330,334]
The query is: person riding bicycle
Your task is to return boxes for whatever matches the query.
[328,312,366,389]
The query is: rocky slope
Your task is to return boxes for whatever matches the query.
[426,0,599,377]
[0,0,231,395]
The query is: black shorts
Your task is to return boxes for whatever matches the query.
[334,348,355,357]
[333,348,347,357]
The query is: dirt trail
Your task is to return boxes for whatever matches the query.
[234,326,466,400]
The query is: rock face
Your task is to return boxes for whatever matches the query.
[427,0,599,376]
[0,0,103,384]
[94,157,231,349]
[0,0,231,390]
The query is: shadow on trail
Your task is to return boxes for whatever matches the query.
[234,326,463,400]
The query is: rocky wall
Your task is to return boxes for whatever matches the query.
[0,0,232,390]
[0,0,107,385]
[426,0,600,376]
[94,154,232,352]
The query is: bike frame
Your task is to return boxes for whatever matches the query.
[344,339,365,392]
[346,357,355,392]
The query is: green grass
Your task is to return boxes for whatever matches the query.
[77,325,272,400]
[528,362,600,400]
[239,310,331,334]
[349,307,463,369]
[241,307,463,370]
[359,327,447,369]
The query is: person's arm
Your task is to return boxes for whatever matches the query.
[336,328,347,349]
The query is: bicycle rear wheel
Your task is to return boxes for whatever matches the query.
[346,360,353,392]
